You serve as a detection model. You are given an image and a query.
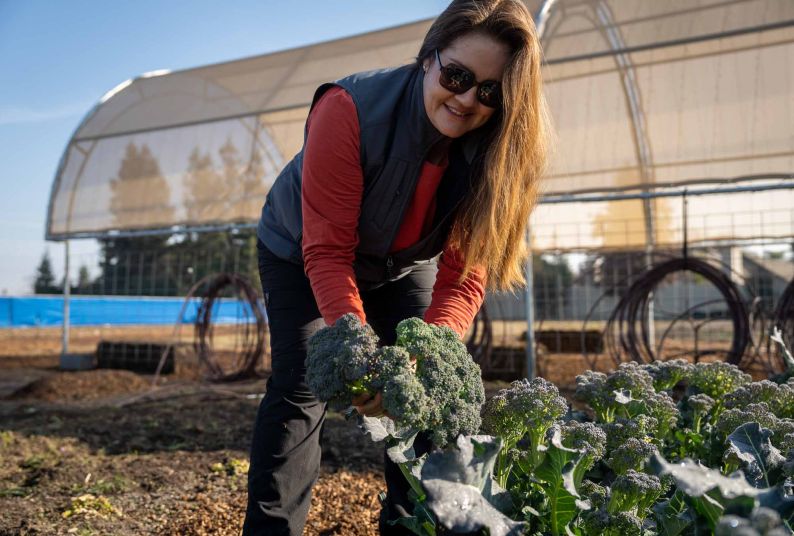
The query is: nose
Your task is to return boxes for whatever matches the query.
[455,86,479,109]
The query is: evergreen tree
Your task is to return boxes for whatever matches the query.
[33,251,60,294]
[75,265,92,294]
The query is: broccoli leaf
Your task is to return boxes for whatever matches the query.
[421,479,526,536]
[535,427,588,536]
[649,453,761,530]
[386,432,420,464]
[652,489,694,536]
[352,411,416,443]
[648,453,761,499]
[724,422,786,488]
[420,435,525,535]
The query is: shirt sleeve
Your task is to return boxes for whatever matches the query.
[423,243,487,338]
[301,87,367,326]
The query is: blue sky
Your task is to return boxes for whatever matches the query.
[0,0,449,294]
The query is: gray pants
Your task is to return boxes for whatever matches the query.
[243,241,436,535]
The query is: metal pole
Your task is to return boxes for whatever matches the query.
[62,240,70,355]
[525,228,536,379]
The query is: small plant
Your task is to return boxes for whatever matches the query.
[62,494,121,519]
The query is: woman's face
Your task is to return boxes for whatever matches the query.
[422,31,510,139]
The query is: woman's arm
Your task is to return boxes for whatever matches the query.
[301,87,367,326]
[423,244,487,338]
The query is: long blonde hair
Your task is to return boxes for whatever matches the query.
[417,0,550,291]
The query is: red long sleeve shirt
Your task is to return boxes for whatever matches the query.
[301,87,486,337]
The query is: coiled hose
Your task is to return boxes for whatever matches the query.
[605,257,750,366]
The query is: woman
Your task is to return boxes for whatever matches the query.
[243,0,549,534]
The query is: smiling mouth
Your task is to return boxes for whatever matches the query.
[444,104,470,119]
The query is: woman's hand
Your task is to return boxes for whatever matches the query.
[352,391,386,418]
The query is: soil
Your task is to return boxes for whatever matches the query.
[0,324,715,535]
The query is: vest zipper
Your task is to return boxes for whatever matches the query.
[386,256,394,279]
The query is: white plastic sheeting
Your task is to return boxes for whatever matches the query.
[46,0,794,251]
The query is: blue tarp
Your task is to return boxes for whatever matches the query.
[0,296,266,328]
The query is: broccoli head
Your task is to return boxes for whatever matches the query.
[602,416,658,452]
[640,359,693,391]
[605,362,655,398]
[606,437,657,475]
[723,380,782,411]
[642,391,680,440]
[607,470,665,517]
[574,370,613,422]
[394,318,485,447]
[305,313,380,409]
[481,377,567,467]
[580,507,643,536]
[715,402,779,440]
[689,361,751,399]
[686,393,716,432]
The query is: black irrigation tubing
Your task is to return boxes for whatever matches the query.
[467,302,493,367]
[194,273,268,382]
[769,277,794,370]
[604,257,751,367]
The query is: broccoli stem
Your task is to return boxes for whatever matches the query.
[398,462,426,501]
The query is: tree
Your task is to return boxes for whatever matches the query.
[109,142,175,228]
[33,251,61,294]
[183,147,224,222]
[74,265,93,294]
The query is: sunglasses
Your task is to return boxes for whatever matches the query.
[434,48,502,108]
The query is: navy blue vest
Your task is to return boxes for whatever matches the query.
[257,64,487,288]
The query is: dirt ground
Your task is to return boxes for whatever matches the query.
[0,324,684,535]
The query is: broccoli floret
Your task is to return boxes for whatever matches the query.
[607,470,665,517]
[715,402,779,439]
[374,346,428,430]
[574,370,613,422]
[561,421,607,487]
[580,508,642,536]
[481,377,567,468]
[643,391,680,440]
[394,318,485,447]
[772,382,794,419]
[606,362,655,398]
[305,313,380,409]
[723,380,782,411]
[687,393,715,433]
[606,437,657,475]
[640,359,694,391]
[602,416,658,452]
[580,479,608,509]
[689,361,751,400]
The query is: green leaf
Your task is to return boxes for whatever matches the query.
[652,490,694,536]
[724,422,786,488]
[648,453,761,500]
[420,435,526,536]
[535,427,587,536]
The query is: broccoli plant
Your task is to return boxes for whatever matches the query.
[480,377,568,479]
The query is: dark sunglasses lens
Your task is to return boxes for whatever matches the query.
[477,82,501,108]
[439,66,474,94]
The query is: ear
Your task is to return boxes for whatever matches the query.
[422,58,430,73]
